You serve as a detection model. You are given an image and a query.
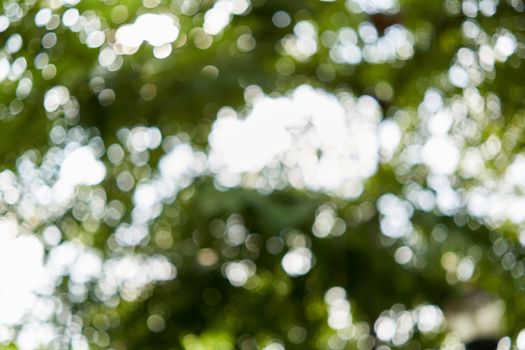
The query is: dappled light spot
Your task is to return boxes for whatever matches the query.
[329,24,415,65]
[59,146,106,186]
[115,13,179,55]
[373,304,444,346]
[325,287,352,330]
[203,0,250,35]
[0,232,45,325]
[282,21,318,62]
[347,0,399,14]
[377,193,413,238]
[518,330,525,350]
[312,203,346,238]
[281,247,313,277]
[421,136,460,175]
[223,260,255,286]
[209,85,381,197]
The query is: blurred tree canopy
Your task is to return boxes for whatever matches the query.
[1,0,525,349]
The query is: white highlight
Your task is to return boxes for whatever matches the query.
[281,247,313,277]
[115,13,179,52]
[209,85,382,197]
[59,146,106,186]
[0,229,45,325]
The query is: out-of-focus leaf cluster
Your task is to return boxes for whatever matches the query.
[2,0,525,349]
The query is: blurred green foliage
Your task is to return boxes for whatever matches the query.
[2,0,525,349]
